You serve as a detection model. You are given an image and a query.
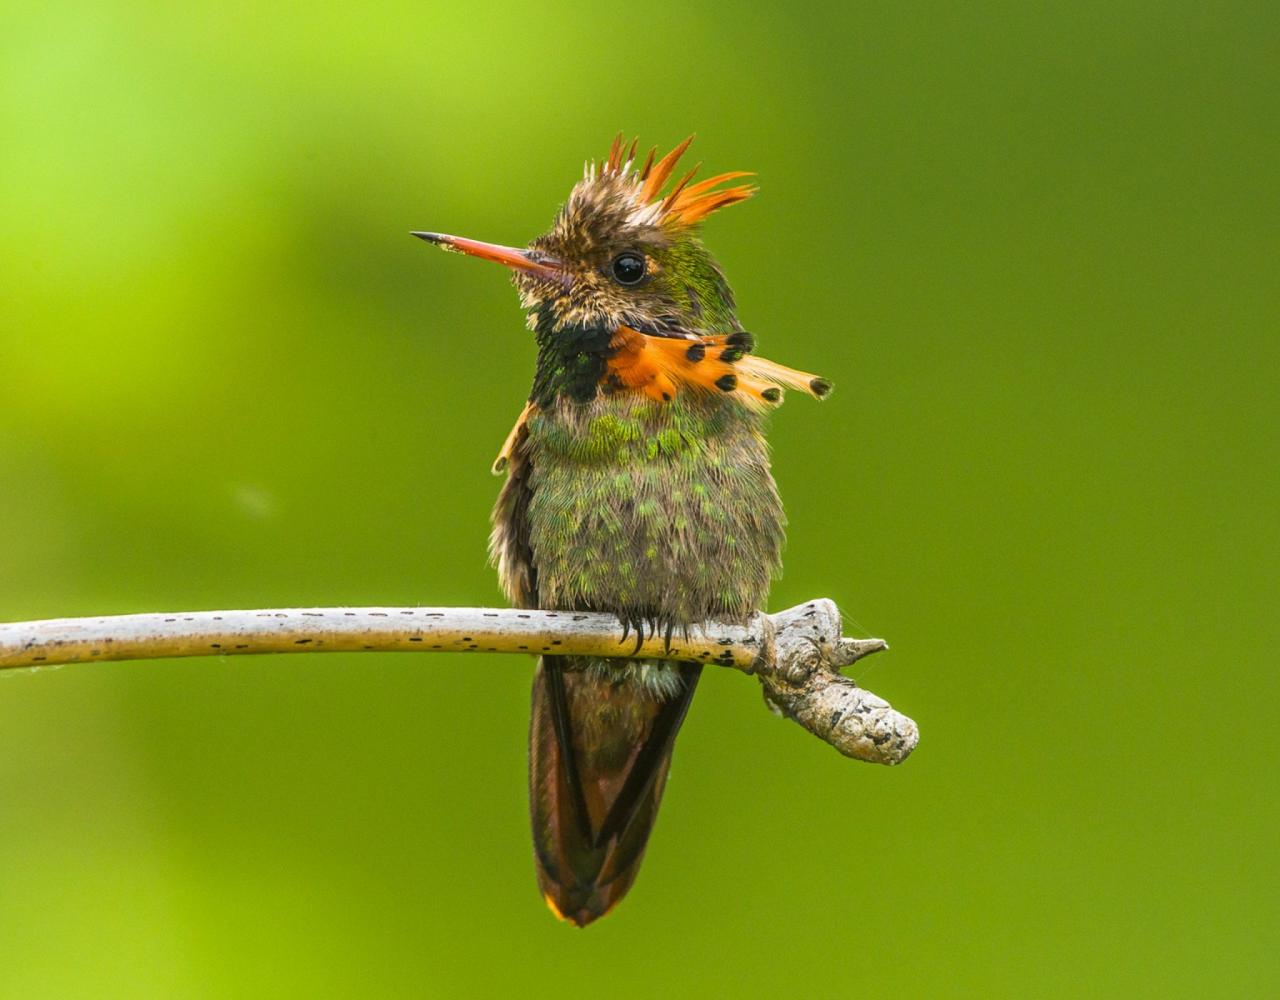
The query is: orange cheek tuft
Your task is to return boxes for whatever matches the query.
[602,327,828,411]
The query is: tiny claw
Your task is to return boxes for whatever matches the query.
[631,616,646,655]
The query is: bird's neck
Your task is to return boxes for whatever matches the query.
[526,301,743,411]
[529,310,615,408]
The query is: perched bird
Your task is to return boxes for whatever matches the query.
[414,135,829,926]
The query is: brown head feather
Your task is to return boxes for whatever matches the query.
[606,132,624,172]
[637,145,657,181]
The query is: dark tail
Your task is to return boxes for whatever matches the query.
[528,656,700,926]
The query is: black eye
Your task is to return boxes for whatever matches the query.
[610,252,647,286]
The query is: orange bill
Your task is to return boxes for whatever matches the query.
[411,232,564,281]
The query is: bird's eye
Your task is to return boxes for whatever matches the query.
[610,252,647,286]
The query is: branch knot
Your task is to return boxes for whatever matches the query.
[752,599,917,765]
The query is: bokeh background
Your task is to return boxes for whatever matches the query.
[2,2,1277,996]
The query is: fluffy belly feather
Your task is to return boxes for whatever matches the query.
[523,394,785,630]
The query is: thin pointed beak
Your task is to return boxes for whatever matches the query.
[411,231,563,281]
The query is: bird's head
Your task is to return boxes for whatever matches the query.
[413,135,754,337]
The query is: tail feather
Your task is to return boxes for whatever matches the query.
[529,656,700,926]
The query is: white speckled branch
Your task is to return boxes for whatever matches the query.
[0,599,917,765]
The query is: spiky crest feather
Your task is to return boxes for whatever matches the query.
[585,133,758,229]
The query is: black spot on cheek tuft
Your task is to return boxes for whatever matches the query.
[810,377,832,398]
[726,331,756,353]
[761,387,782,402]
[715,373,737,392]
[719,348,745,363]
[686,343,706,362]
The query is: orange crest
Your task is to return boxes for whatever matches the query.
[591,133,757,228]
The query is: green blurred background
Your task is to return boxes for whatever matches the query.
[2,1,1276,996]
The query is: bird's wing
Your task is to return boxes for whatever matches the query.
[488,401,538,607]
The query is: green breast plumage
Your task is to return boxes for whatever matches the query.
[522,391,785,631]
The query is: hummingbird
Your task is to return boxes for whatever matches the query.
[413,135,829,926]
